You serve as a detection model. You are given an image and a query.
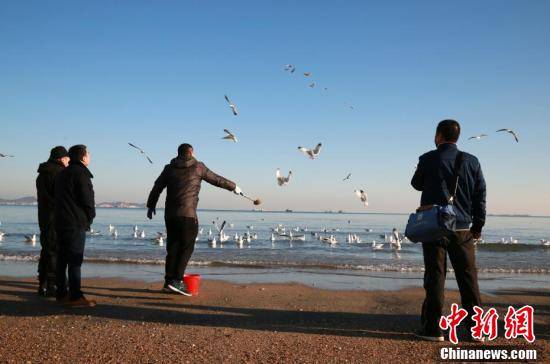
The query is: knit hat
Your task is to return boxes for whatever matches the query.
[49,146,69,160]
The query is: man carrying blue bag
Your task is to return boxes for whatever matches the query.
[409,119,486,342]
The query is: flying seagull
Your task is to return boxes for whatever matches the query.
[276,169,292,186]
[354,189,368,206]
[468,134,488,140]
[284,64,296,73]
[298,143,322,160]
[0,153,14,158]
[128,143,153,164]
[343,173,352,181]
[224,95,238,116]
[222,129,238,143]
[303,72,311,77]
[309,82,316,88]
[496,129,519,143]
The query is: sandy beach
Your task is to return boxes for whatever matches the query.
[0,277,547,363]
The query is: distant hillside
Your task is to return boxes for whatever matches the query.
[0,196,145,208]
[0,196,37,205]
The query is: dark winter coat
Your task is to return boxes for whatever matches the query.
[55,161,96,230]
[36,160,65,229]
[411,143,487,232]
[147,156,236,219]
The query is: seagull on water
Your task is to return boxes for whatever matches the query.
[343,173,352,181]
[128,143,153,164]
[354,189,368,207]
[541,239,550,246]
[25,234,37,245]
[222,129,238,143]
[276,169,292,186]
[224,95,238,116]
[468,134,488,141]
[371,241,384,250]
[298,143,322,160]
[496,129,519,143]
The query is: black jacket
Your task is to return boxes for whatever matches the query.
[411,143,487,232]
[36,160,65,228]
[147,156,236,219]
[55,161,96,230]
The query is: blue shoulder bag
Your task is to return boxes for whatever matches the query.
[405,152,464,243]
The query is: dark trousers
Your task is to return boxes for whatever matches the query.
[38,220,57,286]
[56,228,86,300]
[165,217,198,283]
[421,231,482,335]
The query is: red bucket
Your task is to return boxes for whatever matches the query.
[183,274,201,296]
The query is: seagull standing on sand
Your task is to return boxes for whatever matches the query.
[222,129,238,143]
[354,189,368,206]
[496,129,519,143]
[468,134,488,141]
[298,143,322,160]
[128,143,153,164]
[224,95,238,116]
[343,173,352,181]
[276,169,292,186]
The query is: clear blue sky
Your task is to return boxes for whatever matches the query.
[1,0,549,215]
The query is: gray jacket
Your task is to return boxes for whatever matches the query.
[147,156,236,219]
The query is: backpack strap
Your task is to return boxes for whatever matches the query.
[448,151,464,204]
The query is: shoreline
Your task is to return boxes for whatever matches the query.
[1,260,549,293]
[0,276,548,363]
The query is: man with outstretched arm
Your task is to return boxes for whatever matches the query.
[411,119,487,342]
[146,143,241,296]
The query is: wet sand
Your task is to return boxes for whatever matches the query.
[0,277,548,363]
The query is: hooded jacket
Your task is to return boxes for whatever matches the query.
[411,143,486,232]
[55,161,96,230]
[147,156,236,219]
[36,160,65,228]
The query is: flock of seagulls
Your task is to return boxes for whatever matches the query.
[469,129,519,143]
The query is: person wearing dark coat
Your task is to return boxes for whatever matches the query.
[147,143,240,295]
[55,144,96,307]
[411,120,486,342]
[36,146,70,297]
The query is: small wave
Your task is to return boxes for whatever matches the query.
[1,254,548,274]
[476,242,550,252]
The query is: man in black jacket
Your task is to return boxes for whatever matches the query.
[55,145,96,307]
[36,146,70,297]
[147,143,241,295]
[411,120,487,342]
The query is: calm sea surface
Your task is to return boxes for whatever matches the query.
[1,206,549,275]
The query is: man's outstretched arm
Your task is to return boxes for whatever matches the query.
[201,163,236,192]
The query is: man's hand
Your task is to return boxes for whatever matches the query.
[233,185,242,195]
[470,228,482,240]
[147,207,156,220]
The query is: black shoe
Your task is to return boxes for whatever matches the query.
[168,281,192,296]
[414,328,444,342]
[162,282,173,293]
